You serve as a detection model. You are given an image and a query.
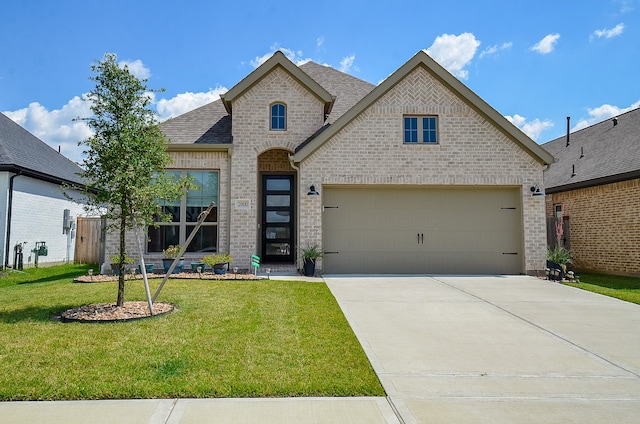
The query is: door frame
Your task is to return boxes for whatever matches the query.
[260,174,296,263]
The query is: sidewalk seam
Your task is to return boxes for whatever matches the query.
[162,399,178,424]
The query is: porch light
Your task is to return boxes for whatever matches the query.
[308,185,319,195]
[530,186,544,196]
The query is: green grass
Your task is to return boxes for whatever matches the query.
[566,273,640,305]
[0,265,384,400]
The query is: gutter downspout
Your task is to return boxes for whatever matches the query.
[288,155,301,271]
[4,171,21,269]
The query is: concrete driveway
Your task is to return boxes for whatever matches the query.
[324,275,640,424]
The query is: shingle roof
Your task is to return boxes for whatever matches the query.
[158,58,375,147]
[158,100,231,145]
[0,112,86,186]
[299,61,375,124]
[542,107,640,193]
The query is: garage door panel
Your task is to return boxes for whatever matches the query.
[323,186,522,274]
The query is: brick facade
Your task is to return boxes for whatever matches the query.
[106,53,551,275]
[229,67,324,267]
[299,66,547,274]
[545,178,640,276]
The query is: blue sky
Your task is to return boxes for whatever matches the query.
[1,0,638,163]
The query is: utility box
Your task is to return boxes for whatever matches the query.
[35,241,48,256]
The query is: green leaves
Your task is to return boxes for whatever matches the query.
[76,53,189,305]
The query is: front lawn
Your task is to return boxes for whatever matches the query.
[0,265,384,400]
[566,272,640,305]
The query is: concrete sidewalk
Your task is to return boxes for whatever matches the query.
[0,397,399,424]
[325,275,640,423]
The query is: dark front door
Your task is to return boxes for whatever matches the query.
[262,175,295,262]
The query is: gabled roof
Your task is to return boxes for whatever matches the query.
[220,51,336,116]
[0,112,86,187]
[293,50,555,165]
[159,55,375,148]
[542,107,640,193]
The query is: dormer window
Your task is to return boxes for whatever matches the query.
[271,103,287,131]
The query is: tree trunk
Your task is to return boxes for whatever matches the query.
[116,215,126,307]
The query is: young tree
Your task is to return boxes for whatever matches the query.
[78,53,188,306]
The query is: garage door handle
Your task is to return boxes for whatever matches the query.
[502,252,518,255]
[324,251,339,255]
[417,233,424,244]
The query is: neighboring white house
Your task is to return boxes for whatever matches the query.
[0,112,89,269]
[108,51,554,275]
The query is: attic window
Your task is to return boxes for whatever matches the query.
[404,116,438,144]
[271,103,286,131]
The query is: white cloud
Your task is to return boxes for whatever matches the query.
[339,55,357,73]
[251,46,312,68]
[590,23,625,40]
[156,87,227,121]
[479,42,513,58]
[3,96,93,164]
[316,36,325,48]
[572,100,640,131]
[425,33,480,79]
[118,59,151,80]
[531,33,560,54]
[505,114,554,141]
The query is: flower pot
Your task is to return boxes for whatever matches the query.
[190,261,205,272]
[138,264,154,274]
[303,258,316,277]
[213,263,227,275]
[163,258,185,274]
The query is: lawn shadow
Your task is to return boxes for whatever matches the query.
[0,305,78,323]
[18,271,89,285]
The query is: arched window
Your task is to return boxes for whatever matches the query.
[270,103,286,130]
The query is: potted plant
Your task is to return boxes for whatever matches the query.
[300,244,322,276]
[202,253,232,274]
[109,253,134,276]
[162,245,185,274]
[546,245,572,281]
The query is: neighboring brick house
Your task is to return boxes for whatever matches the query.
[0,112,89,269]
[110,51,554,275]
[543,108,640,276]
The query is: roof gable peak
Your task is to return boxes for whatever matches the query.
[293,50,554,165]
[220,51,335,116]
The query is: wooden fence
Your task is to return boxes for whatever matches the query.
[75,217,105,265]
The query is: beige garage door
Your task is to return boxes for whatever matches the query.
[322,186,523,274]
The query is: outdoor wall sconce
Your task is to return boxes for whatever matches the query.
[308,185,319,195]
[530,186,544,196]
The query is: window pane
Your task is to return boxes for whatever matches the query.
[185,225,218,253]
[271,103,286,130]
[423,117,437,143]
[404,117,418,143]
[265,226,290,239]
[266,211,290,223]
[266,195,290,207]
[265,242,291,256]
[185,206,218,223]
[162,205,180,222]
[187,171,218,205]
[147,225,180,252]
[266,179,290,191]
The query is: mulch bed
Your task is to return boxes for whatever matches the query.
[74,272,263,283]
[59,301,175,323]
[64,272,263,323]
